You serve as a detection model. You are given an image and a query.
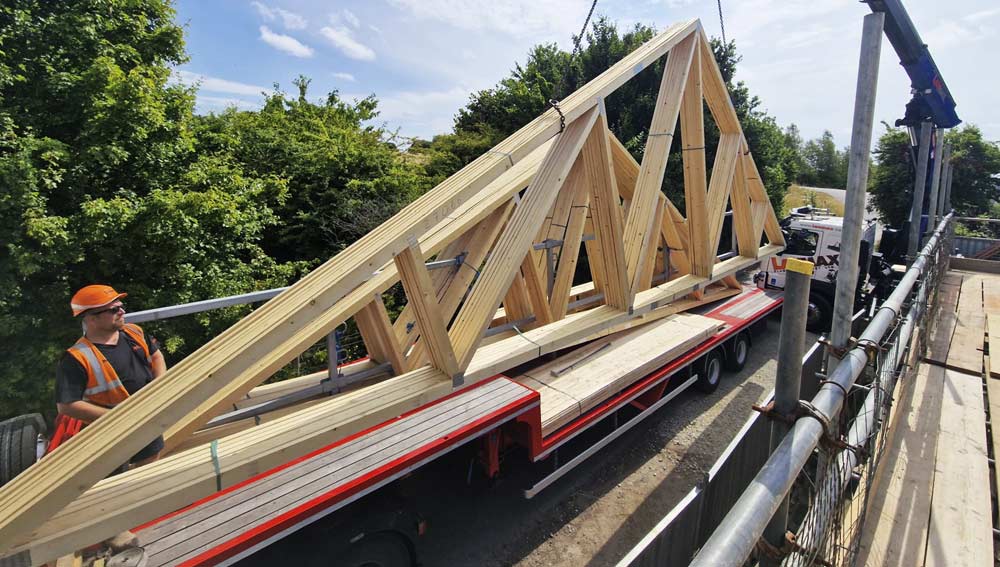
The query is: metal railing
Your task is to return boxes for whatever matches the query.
[618,214,953,567]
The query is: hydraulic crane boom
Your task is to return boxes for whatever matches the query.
[867,0,960,128]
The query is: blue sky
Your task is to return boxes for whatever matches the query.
[172,0,1000,146]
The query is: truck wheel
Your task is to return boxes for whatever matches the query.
[696,350,724,394]
[338,532,413,567]
[0,414,46,487]
[725,333,751,372]
[806,293,832,333]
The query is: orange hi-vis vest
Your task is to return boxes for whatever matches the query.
[66,323,152,408]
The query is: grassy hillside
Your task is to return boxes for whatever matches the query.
[783,184,846,217]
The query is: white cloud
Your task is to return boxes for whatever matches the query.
[251,1,307,30]
[333,72,357,82]
[173,70,265,96]
[385,0,587,39]
[259,25,314,57]
[343,86,471,139]
[342,9,361,29]
[924,8,997,49]
[320,24,376,61]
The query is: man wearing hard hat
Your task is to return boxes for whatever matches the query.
[54,284,167,467]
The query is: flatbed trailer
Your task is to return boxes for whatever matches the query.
[131,285,782,567]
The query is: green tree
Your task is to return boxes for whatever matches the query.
[0,1,299,419]
[868,125,913,226]
[420,18,798,214]
[869,123,1000,227]
[193,83,430,264]
[800,131,848,188]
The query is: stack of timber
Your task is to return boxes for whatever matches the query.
[0,18,785,566]
[515,312,723,435]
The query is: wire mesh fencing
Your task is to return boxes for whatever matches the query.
[618,216,955,567]
[771,221,951,567]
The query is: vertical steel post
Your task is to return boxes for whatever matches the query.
[942,144,954,214]
[327,331,342,391]
[936,142,951,219]
[906,122,933,261]
[924,127,945,236]
[830,12,885,354]
[761,259,813,565]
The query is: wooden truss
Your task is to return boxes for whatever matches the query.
[0,19,784,564]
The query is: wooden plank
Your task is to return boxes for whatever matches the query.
[549,160,591,320]
[402,202,514,370]
[449,106,599,369]
[704,133,741,258]
[856,364,943,567]
[680,36,710,276]
[621,32,696,292]
[581,107,630,311]
[729,152,758,258]
[637,206,664,292]
[145,381,527,565]
[582,216,606,298]
[11,368,452,565]
[607,133,691,275]
[394,241,462,380]
[741,143,784,245]
[947,274,986,375]
[517,313,721,434]
[926,275,960,365]
[354,296,406,375]
[520,250,555,327]
[925,370,991,567]
[697,27,740,135]
[985,374,1000,526]
[989,313,1000,379]
[502,270,534,325]
[392,232,471,349]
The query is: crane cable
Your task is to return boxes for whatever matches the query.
[717,0,727,44]
[715,0,726,44]
[550,0,599,133]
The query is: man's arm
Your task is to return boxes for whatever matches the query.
[151,350,166,379]
[56,400,108,423]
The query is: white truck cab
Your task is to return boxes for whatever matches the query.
[756,206,878,331]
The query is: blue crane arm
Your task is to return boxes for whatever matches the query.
[868,0,961,128]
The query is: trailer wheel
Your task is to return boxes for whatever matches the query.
[806,293,832,333]
[0,414,45,487]
[696,350,724,394]
[338,532,413,567]
[725,333,751,372]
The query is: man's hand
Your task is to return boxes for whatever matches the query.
[56,400,108,423]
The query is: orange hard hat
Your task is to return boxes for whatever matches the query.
[70,285,127,317]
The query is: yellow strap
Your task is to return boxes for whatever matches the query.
[786,258,815,276]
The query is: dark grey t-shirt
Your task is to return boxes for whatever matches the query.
[55,331,159,405]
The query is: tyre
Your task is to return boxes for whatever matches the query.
[0,414,46,487]
[336,532,413,567]
[696,350,724,394]
[724,333,751,372]
[805,292,833,334]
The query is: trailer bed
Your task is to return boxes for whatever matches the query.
[135,377,538,567]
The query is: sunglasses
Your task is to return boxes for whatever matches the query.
[88,303,125,316]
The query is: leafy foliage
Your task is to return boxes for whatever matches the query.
[869,123,1000,228]
[798,131,849,189]
[417,19,800,214]
[192,81,431,263]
